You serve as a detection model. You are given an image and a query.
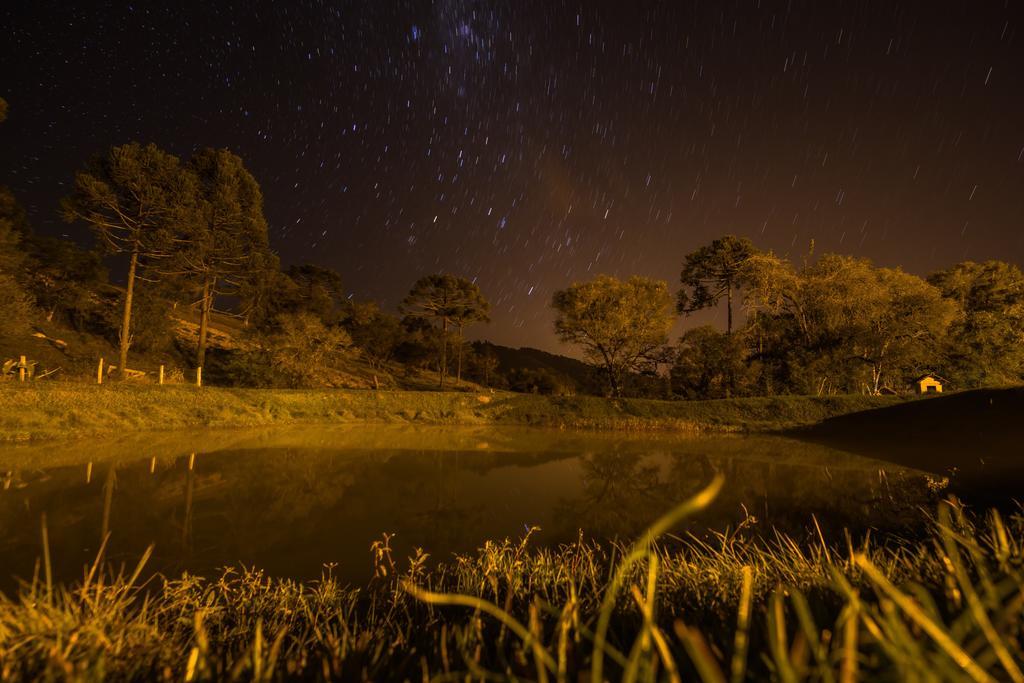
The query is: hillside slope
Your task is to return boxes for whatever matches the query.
[795,387,1024,490]
[474,342,595,388]
[0,305,481,392]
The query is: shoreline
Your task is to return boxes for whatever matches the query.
[0,382,903,443]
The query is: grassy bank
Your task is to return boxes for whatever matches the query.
[0,382,903,442]
[1,481,1020,681]
[796,387,1024,479]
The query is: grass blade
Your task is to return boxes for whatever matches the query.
[854,553,995,683]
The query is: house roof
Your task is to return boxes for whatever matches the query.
[915,373,946,383]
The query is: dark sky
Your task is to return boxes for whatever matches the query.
[2,1,1023,351]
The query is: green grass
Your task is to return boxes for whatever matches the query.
[1,482,1021,681]
[0,382,903,442]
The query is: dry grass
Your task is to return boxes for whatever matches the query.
[0,382,902,442]
[1,481,1021,681]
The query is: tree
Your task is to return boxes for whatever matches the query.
[61,142,190,378]
[348,302,404,388]
[228,312,352,388]
[16,232,107,328]
[0,103,34,336]
[677,235,758,334]
[448,279,491,383]
[400,274,490,389]
[850,265,955,394]
[269,312,352,388]
[468,342,501,388]
[506,367,575,395]
[175,148,273,368]
[745,252,954,394]
[237,261,292,331]
[929,261,1024,387]
[671,326,749,399]
[0,186,31,238]
[0,203,34,337]
[393,317,440,375]
[551,275,675,397]
[126,286,178,353]
[0,188,27,276]
[286,263,348,325]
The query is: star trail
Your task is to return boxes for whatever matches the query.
[2,1,1023,349]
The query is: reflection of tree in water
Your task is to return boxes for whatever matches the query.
[183,449,489,566]
[556,447,940,543]
[357,451,487,554]
[0,436,947,592]
[563,450,726,539]
[557,452,673,538]
[209,451,361,560]
[664,451,719,501]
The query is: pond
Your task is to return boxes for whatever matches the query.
[0,425,950,593]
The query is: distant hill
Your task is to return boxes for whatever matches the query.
[473,341,597,390]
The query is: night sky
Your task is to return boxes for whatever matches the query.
[2,1,1023,351]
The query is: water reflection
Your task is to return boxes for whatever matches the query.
[0,426,945,593]
[559,448,938,543]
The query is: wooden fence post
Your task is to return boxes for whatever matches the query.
[196,366,202,387]
[97,358,104,385]
[18,355,26,382]
[159,365,165,385]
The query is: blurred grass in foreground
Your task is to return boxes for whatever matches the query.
[1,476,1022,682]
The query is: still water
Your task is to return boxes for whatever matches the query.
[0,425,946,593]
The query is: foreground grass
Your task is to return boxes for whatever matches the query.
[1,479,1021,681]
[0,382,902,441]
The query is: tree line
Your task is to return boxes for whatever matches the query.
[550,235,1024,398]
[1,108,1020,397]
[0,123,492,388]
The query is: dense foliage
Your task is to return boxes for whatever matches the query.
[552,275,675,397]
[668,239,1021,398]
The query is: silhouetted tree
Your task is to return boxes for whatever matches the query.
[400,274,490,389]
[61,142,190,377]
[0,101,34,336]
[238,262,293,331]
[175,148,273,368]
[348,302,403,388]
[393,317,440,375]
[677,235,758,334]
[448,279,491,383]
[506,367,574,395]
[0,203,33,336]
[552,275,675,397]
[18,234,107,328]
[0,185,30,238]
[467,342,501,388]
[672,326,749,399]
[3,185,108,329]
[286,263,348,325]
